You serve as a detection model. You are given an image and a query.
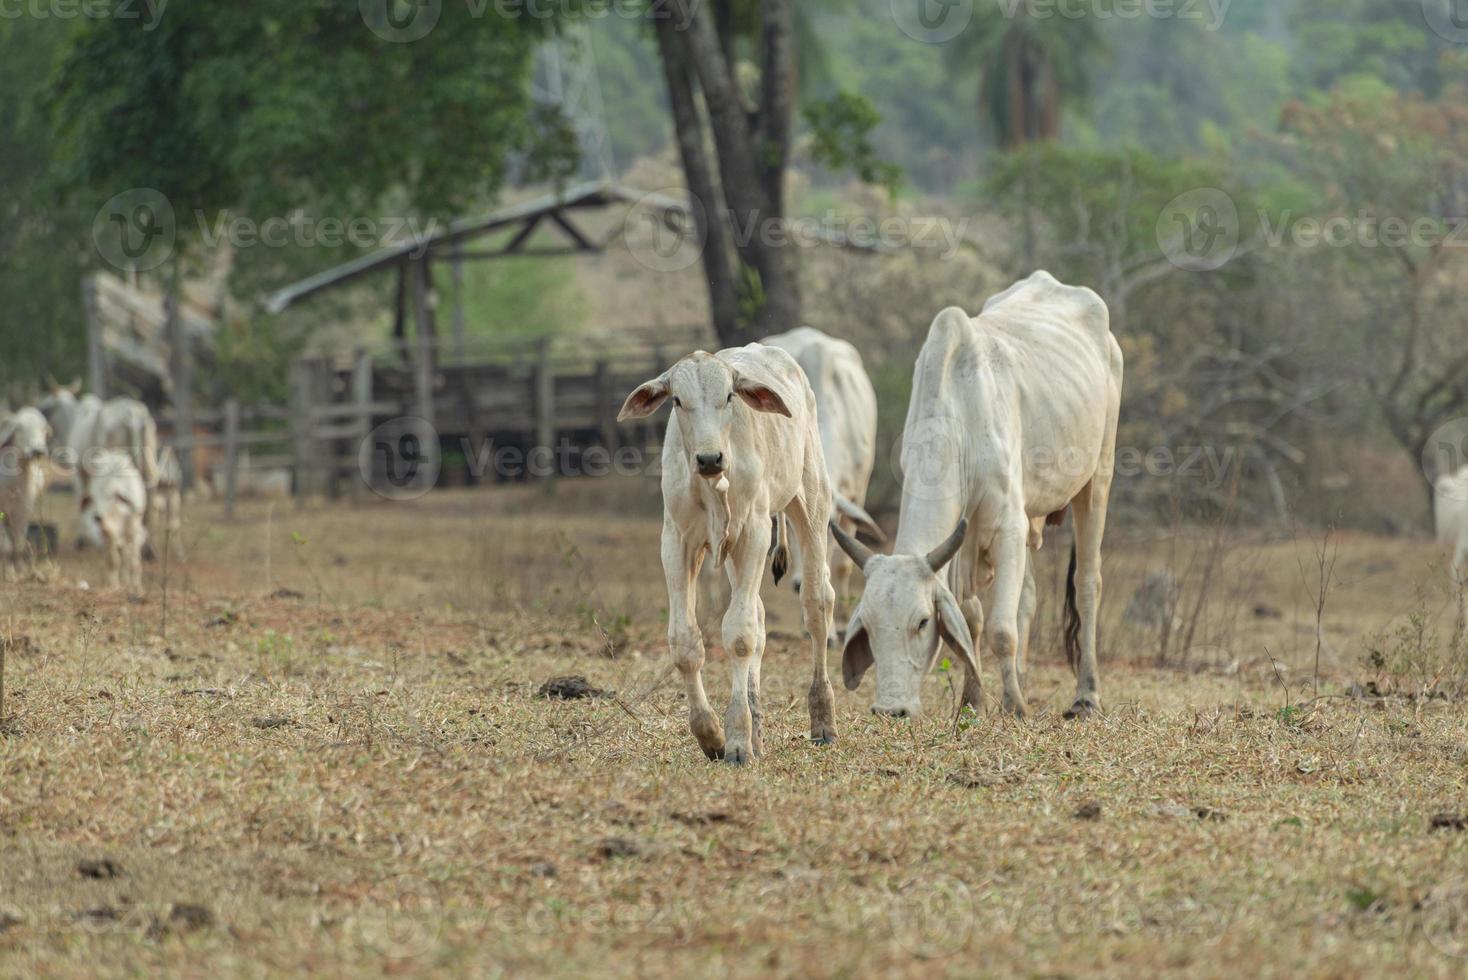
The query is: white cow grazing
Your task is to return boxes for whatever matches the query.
[1436,466,1468,640]
[0,409,52,578]
[763,327,883,607]
[619,345,838,765]
[81,450,148,594]
[39,385,160,494]
[833,271,1123,720]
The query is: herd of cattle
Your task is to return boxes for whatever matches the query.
[0,383,182,593]
[619,271,1124,764]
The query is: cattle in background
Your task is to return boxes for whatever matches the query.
[1436,467,1468,642]
[80,450,148,594]
[763,327,883,616]
[833,271,1123,720]
[39,383,161,547]
[619,345,839,765]
[0,408,52,578]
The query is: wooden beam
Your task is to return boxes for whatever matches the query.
[504,214,543,254]
[548,211,596,251]
[83,274,108,398]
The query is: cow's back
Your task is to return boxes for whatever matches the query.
[762,328,877,498]
[907,272,1120,520]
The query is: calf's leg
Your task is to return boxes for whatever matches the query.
[720,516,772,765]
[662,519,723,759]
[786,497,837,745]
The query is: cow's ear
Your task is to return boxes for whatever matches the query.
[617,373,671,421]
[733,371,792,418]
[934,584,979,679]
[841,610,873,691]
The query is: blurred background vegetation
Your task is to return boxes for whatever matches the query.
[3,0,1467,530]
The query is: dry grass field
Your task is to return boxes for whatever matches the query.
[3,479,1468,978]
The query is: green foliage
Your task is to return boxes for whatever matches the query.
[0,19,89,392]
[802,92,902,196]
[51,2,564,233]
[435,255,588,342]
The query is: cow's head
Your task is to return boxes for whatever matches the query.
[832,520,977,718]
[36,381,80,445]
[0,409,52,463]
[617,352,791,480]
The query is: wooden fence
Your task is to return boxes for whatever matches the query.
[162,327,710,510]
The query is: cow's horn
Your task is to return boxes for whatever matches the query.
[830,520,874,572]
[926,519,969,573]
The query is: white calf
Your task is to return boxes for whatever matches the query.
[619,345,838,765]
[0,409,52,578]
[81,451,148,594]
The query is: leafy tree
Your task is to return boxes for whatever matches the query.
[0,19,89,394]
[1275,84,1468,507]
[942,2,1106,148]
[651,0,896,346]
[51,1,564,265]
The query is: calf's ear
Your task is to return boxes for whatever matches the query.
[934,585,980,679]
[617,373,671,421]
[732,371,793,418]
[841,610,873,691]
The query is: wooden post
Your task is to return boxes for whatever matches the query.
[223,399,241,519]
[411,257,436,428]
[82,274,109,398]
[594,360,617,451]
[289,358,313,506]
[167,262,194,491]
[351,349,373,498]
[451,253,466,363]
[534,337,556,480]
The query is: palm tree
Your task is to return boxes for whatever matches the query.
[943,5,1105,148]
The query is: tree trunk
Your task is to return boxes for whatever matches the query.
[654,14,741,345]
[658,0,801,344]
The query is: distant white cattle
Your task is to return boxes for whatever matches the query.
[619,345,838,765]
[763,327,883,605]
[81,450,148,594]
[833,271,1123,720]
[1436,466,1468,640]
[0,409,52,578]
[39,384,160,494]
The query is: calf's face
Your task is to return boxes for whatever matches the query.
[618,353,792,481]
[833,521,978,718]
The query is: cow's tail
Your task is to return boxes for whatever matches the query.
[1063,541,1081,675]
[770,514,790,586]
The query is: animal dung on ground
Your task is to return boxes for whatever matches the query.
[1429,813,1468,832]
[77,858,123,880]
[597,837,645,860]
[1074,801,1103,821]
[536,675,612,701]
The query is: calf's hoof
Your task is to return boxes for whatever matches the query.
[1063,699,1100,720]
[809,723,838,746]
[723,738,754,766]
